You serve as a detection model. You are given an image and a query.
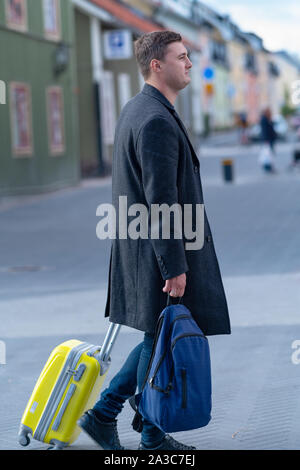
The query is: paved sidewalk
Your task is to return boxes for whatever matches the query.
[1,141,300,450]
[1,324,299,451]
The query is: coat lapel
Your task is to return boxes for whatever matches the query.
[168,109,200,168]
[142,84,200,168]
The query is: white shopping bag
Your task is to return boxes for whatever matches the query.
[258,144,274,166]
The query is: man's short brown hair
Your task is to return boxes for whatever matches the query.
[134,31,182,79]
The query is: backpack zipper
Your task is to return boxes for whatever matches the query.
[150,315,191,383]
[171,332,206,351]
[164,333,206,395]
[148,318,205,395]
[181,369,187,409]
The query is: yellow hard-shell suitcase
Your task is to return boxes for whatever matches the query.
[18,323,121,450]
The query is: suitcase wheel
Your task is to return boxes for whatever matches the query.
[47,443,65,450]
[48,439,67,450]
[18,425,32,447]
[19,434,30,447]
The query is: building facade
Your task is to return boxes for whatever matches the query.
[1,0,298,196]
[273,51,300,116]
[73,0,164,176]
[0,0,79,196]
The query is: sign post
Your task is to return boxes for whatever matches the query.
[0,80,6,105]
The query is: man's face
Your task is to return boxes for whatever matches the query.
[158,41,192,91]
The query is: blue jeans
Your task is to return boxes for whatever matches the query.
[93,332,165,447]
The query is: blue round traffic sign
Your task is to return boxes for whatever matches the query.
[203,67,214,80]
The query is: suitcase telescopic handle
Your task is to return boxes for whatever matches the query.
[98,323,121,362]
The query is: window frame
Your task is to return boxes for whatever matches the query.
[9,81,34,157]
[5,0,28,33]
[46,86,65,156]
[43,0,61,41]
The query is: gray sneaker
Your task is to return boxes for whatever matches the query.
[138,435,196,450]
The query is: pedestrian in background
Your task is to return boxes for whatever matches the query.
[259,108,277,173]
[237,112,249,145]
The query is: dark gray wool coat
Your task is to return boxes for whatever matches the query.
[104,83,231,336]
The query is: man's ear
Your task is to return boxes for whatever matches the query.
[150,59,161,72]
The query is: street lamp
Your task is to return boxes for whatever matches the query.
[53,43,69,76]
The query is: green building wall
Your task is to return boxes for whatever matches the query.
[0,0,80,196]
[74,9,99,177]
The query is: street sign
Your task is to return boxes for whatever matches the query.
[203,67,214,81]
[204,83,214,96]
[103,30,133,60]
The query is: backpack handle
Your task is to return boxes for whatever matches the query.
[166,293,182,306]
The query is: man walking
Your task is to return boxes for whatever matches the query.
[78,31,231,450]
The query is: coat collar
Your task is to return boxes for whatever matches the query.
[142,83,175,111]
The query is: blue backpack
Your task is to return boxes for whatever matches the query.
[131,300,212,433]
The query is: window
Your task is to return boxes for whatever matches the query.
[211,40,228,67]
[43,0,61,40]
[9,82,33,156]
[244,52,258,75]
[268,61,280,78]
[5,0,27,32]
[46,87,65,155]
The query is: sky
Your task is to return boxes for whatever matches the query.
[202,0,300,56]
